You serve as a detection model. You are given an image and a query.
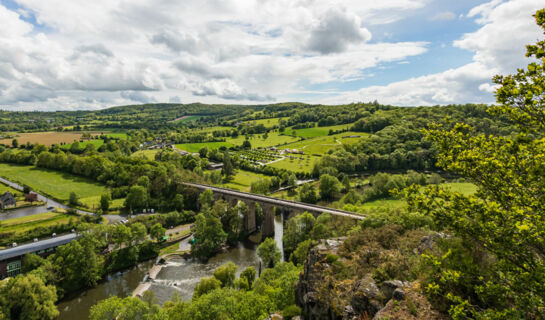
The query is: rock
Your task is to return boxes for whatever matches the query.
[380,280,403,300]
[265,314,283,320]
[350,275,384,317]
[393,288,406,300]
[417,232,448,253]
[291,317,302,320]
[343,305,356,320]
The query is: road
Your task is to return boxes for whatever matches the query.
[183,182,366,220]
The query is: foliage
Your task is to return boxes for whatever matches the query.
[318,174,340,200]
[240,266,257,288]
[213,262,238,288]
[0,274,59,320]
[298,183,317,204]
[257,237,282,268]
[193,277,222,299]
[150,223,166,241]
[405,11,545,318]
[191,211,227,260]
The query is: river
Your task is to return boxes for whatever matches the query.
[57,214,285,319]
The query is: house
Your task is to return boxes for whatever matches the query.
[24,192,38,203]
[207,162,224,171]
[0,192,16,210]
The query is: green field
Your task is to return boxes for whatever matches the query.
[60,139,104,150]
[283,124,353,138]
[0,163,107,208]
[175,141,233,153]
[225,131,299,148]
[243,117,288,126]
[171,115,203,124]
[0,182,20,195]
[221,170,271,192]
[105,132,128,139]
[267,154,318,173]
[0,211,77,234]
[131,149,159,160]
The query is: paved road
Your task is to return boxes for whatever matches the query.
[183,182,365,220]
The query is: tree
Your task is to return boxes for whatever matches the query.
[198,189,214,209]
[283,212,315,259]
[12,138,18,148]
[318,174,340,200]
[173,194,184,211]
[291,239,312,266]
[130,222,147,244]
[191,212,227,259]
[0,274,59,320]
[198,146,208,158]
[213,262,238,288]
[240,266,257,288]
[150,223,166,241]
[70,141,80,154]
[406,11,545,318]
[298,183,317,204]
[222,150,234,179]
[100,193,111,212]
[193,277,221,299]
[124,185,148,212]
[112,224,132,248]
[52,238,102,292]
[69,192,79,206]
[257,237,281,268]
[242,139,252,149]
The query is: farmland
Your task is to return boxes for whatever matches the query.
[225,131,299,148]
[282,123,352,138]
[0,163,107,208]
[131,149,160,160]
[0,132,97,146]
[0,211,78,235]
[221,170,271,192]
[176,141,233,153]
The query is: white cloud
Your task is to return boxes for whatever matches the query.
[0,0,432,110]
[326,0,544,106]
[430,11,456,21]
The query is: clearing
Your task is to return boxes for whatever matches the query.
[0,132,98,146]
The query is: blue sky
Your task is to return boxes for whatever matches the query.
[0,0,543,110]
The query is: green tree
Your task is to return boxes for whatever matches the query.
[0,274,59,320]
[112,224,132,248]
[222,150,234,180]
[100,193,111,212]
[12,138,18,148]
[406,11,545,318]
[124,185,148,212]
[318,174,340,200]
[191,212,227,259]
[130,222,147,244]
[213,262,238,288]
[291,239,312,266]
[173,194,184,211]
[193,277,221,299]
[150,223,166,241]
[52,238,102,292]
[257,237,281,268]
[283,212,315,259]
[240,266,257,288]
[199,146,208,158]
[69,191,79,206]
[198,189,214,210]
[242,139,252,149]
[298,183,317,204]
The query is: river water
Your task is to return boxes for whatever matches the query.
[57,214,285,319]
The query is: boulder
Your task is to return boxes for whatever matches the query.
[380,280,403,300]
[350,275,384,317]
[393,288,406,301]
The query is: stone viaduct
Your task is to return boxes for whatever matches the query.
[183,182,365,237]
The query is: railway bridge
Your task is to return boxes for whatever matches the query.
[183,182,365,237]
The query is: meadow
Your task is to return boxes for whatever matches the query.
[175,141,234,153]
[242,117,288,126]
[225,131,299,148]
[282,123,353,138]
[0,211,78,235]
[0,132,96,146]
[131,149,159,160]
[0,163,107,208]
[220,170,271,192]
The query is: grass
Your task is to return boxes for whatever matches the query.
[282,124,353,138]
[60,139,104,150]
[0,163,107,208]
[221,170,271,192]
[225,131,299,148]
[0,182,20,195]
[131,149,159,160]
[267,155,319,173]
[0,211,77,234]
[0,132,98,146]
[104,132,128,139]
[171,115,202,124]
[175,141,233,153]
[243,117,288,126]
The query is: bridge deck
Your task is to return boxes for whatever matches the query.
[183,182,365,220]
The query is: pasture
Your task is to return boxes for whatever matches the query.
[225,131,299,148]
[282,124,353,138]
[243,117,288,126]
[131,149,159,160]
[221,170,271,192]
[175,141,233,153]
[0,132,97,146]
[0,163,107,208]
[0,211,78,235]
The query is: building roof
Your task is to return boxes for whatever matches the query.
[0,233,77,261]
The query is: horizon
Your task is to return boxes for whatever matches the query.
[0,0,543,111]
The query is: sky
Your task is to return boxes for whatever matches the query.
[0,0,543,111]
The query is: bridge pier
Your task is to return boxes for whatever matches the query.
[244,201,257,233]
[261,204,275,238]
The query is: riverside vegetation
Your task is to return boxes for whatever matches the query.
[0,9,544,320]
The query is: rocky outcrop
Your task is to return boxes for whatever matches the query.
[296,237,442,320]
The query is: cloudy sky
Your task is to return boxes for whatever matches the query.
[0,0,543,111]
